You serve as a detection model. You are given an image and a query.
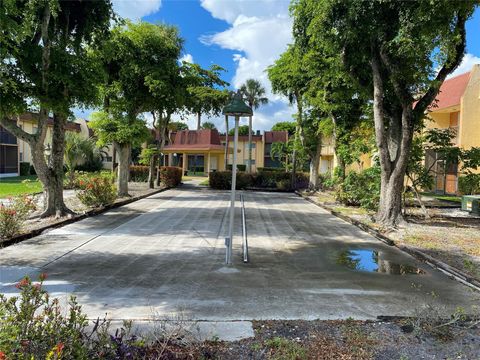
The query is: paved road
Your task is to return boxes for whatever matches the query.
[1,183,478,323]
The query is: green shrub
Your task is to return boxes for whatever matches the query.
[29,164,36,175]
[76,175,117,207]
[209,171,308,191]
[0,274,89,359]
[458,173,480,195]
[71,171,115,190]
[237,164,246,172]
[129,165,149,182]
[336,167,381,210]
[75,155,103,173]
[0,195,36,239]
[0,275,163,359]
[159,166,182,187]
[226,164,233,171]
[19,162,31,176]
[209,171,253,190]
[257,167,285,172]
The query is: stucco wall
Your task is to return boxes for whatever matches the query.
[459,64,480,150]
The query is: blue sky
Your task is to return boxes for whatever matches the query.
[79,0,480,131]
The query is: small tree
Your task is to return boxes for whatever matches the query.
[271,121,296,135]
[201,121,217,130]
[228,125,252,136]
[89,112,150,196]
[239,79,269,173]
[64,133,97,187]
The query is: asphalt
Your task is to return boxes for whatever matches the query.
[1,181,478,339]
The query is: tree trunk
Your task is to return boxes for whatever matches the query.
[224,115,229,170]
[248,115,252,173]
[39,113,72,218]
[309,137,322,190]
[148,154,156,189]
[197,112,201,130]
[156,112,170,186]
[116,142,130,197]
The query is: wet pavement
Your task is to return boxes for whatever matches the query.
[1,183,478,323]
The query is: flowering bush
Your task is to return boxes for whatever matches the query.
[0,196,36,239]
[70,170,115,190]
[76,175,117,208]
[159,166,182,188]
[0,275,152,359]
[0,274,89,359]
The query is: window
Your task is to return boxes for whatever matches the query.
[19,152,23,162]
[449,112,459,145]
[249,143,256,149]
[32,125,38,135]
[103,156,113,162]
[246,159,256,165]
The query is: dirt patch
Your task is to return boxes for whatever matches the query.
[146,319,480,359]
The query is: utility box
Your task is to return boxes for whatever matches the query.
[461,195,480,215]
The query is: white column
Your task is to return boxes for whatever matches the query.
[207,152,211,174]
[226,115,240,265]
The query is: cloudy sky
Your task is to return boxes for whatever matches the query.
[78,0,480,131]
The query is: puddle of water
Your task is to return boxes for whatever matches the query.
[337,249,426,275]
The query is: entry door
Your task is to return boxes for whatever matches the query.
[210,156,218,171]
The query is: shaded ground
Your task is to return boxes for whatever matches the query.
[1,185,478,324]
[305,190,480,282]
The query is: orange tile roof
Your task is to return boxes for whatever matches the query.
[430,72,470,111]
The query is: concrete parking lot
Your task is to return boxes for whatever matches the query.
[1,183,478,323]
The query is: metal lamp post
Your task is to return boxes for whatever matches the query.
[222,90,253,265]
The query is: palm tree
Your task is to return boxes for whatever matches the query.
[64,132,101,187]
[239,79,268,172]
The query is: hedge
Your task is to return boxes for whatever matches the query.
[19,162,31,176]
[159,166,183,187]
[257,167,285,173]
[458,173,480,195]
[209,171,308,191]
[129,165,149,182]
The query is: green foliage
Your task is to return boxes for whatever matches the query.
[239,78,268,109]
[0,275,89,359]
[458,174,480,195]
[130,165,150,182]
[0,195,36,239]
[64,132,103,186]
[228,125,252,136]
[89,111,150,147]
[336,167,381,211]
[237,164,246,172]
[264,337,307,360]
[139,146,159,166]
[76,175,116,207]
[159,166,183,187]
[271,121,296,135]
[201,121,217,130]
[168,122,188,131]
[19,162,30,176]
[209,171,309,191]
[257,167,286,172]
[181,63,229,119]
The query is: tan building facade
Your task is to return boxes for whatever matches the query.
[425,64,480,194]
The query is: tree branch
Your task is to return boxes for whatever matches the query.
[414,13,467,116]
[0,116,34,144]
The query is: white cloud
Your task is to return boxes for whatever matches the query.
[112,0,162,20]
[447,53,480,78]
[200,0,294,131]
[179,53,194,64]
[200,0,290,23]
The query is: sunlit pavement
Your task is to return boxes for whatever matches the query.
[1,183,478,324]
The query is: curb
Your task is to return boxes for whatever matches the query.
[0,186,172,249]
[296,191,480,292]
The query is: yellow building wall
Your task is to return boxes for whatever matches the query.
[227,138,264,171]
[17,120,54,164]
[459,64,480,150]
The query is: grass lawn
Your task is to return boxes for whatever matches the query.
[421,192,462,203]
[0,175,43,198]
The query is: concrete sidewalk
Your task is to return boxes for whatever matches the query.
[1,184,478,325]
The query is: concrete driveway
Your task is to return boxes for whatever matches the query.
[0,183,478,322]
